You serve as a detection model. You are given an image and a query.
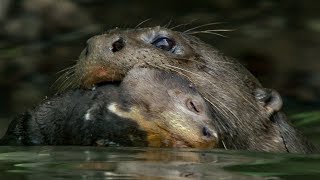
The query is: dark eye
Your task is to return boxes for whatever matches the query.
[152,37,176,51]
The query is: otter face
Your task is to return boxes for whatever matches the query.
[107,68,218,148]
[74,26,197,89]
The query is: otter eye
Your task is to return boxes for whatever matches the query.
[152,37,176,51]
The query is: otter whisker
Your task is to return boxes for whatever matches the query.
[150,64,198,87]
[170,19,198,30]
[135,18,152,28]
[52,70,75,90]
[203,69,259,117]
[160,65,196,84]
[174,56,235,66]
[52,71,73,86]
[164,18,173,28]
[196,29,236,32]
[222,140,228,150]
[53,63,78,82]
[55,73,76,92]
[55,65,76,75]
[163,64,203,78]
[187,31,228,38]
[149,63,186,79]
[183,22,226,33]
[57,77,73,92]
[228,85,258,111]
[69,77,81,89]
[206,93,241,128]
[60,79,75,92]
[202,96,231,133]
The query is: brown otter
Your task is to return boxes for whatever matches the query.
[0,68,217,148]
[61,26,317,152]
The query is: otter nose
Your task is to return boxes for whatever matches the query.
[202,126,215,139]
[111,38,125,53]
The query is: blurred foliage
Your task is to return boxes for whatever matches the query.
[291,111,320,127]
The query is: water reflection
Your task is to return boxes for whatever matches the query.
[0,146,319,179]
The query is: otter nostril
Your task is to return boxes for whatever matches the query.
[202,127,212,138]
[111,38,125,53]
[84,47,89,56]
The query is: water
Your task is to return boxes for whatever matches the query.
[0,146,319,179]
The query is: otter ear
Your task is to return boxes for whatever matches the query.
[254,88,283,116]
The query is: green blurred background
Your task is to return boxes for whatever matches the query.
[0,0,319,140]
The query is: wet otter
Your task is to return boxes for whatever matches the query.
[0,68,217,148]
[62,26,317,152]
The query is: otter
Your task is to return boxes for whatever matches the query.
[0,68,218,148]
[59,26,317,153]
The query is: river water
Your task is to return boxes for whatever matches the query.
[0,146,319,179]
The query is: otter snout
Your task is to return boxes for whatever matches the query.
[76,34,130,88]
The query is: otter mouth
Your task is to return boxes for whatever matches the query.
[81,65,156,89]
[82,66,124,89]
[95,81,121,87]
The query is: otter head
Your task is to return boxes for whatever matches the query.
[73,26,199,89]
[107,68,218,148]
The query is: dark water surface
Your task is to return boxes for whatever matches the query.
[0,146,319,180]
